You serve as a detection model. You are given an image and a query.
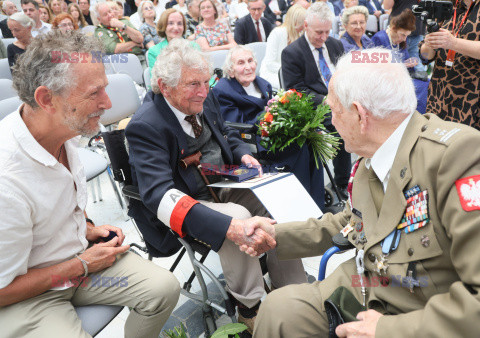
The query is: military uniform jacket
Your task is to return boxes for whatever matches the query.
[95,19,143,55]
[275,112,480,336]
[125,92,252,257]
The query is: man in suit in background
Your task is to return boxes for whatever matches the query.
[359,0,384,18]
[281,1,351,198]
[234,0,273,45]
[263,0,287,25]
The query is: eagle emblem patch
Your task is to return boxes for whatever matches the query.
[455,175,480,211]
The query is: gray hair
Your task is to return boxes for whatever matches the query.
[137,0,154,22]
[341,5,368,27]
[11,30,104,108]
[305,2,334,25]
[186,0,198,9]
[9,12,34,27]
[222,45,256,79]
[151,38,212,93]
[95,1,110,20]
[332,48,416,118]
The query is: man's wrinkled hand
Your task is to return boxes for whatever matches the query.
[227,216,276,256]
[335,309,382,338]
[86,224,125,245]
[241,154,263,176]
[78,237,130,274]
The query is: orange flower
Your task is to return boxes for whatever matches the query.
[264,112,273,123]
[296,92,302,98]
[261,130,269,137]
[279,95,289,104]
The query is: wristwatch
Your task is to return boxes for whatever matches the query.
[75,254,89,277]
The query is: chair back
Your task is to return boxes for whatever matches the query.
[246,42,267,75]
[81,25,96,36]
[366,15,378,33]
[379,13,389,31]
[0,96,22,120]
[0,78,16,101]
[143,67,151,91]
[1,38,16,48]
[105,53,144,86]
[102,129,132,185]
[0,58,12,80]
[102,73,141,126]
[208,49,229,70]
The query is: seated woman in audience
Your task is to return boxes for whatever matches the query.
[68,3,87,29]
[259,4,306,90]
[148,8,200,70]
[52,13,78,32]
[39,4,53,23]
[138,0,161,49]
[212,45,325,209]
[340,5,373,52]
[7,13,33,69]
[194,0,235,51]
[48,0,63,16]
[173,0,188,15]
[371,9,417,68]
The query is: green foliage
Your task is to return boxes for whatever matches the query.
[258,90,340,169]
[211,323,248,338]
[162,323,188,338]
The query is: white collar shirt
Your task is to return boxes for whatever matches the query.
[365,112,413,192]
[32,21,51,37]
[0,107,89,290]
[250,14,266,42]
[166,98,203,138]
[304,32,336,86]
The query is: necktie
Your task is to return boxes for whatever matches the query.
[368,167,384,215]
[184,115,202,138]
[256,20,262,42]
[317,47,332,87]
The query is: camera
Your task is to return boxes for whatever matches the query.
[412,0,454,33]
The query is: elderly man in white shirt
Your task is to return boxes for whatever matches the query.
[0,30,180,338]
[21,0,51,37]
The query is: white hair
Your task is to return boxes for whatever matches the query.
[9,12,34,27]
[151,38,212,93]
[2,1,14,10]
[332,48,417,118]
[305,2,334,25]
[222,45,256,79]
[341,5,368,27]
[94,1,110,20]
[137,0,154,22]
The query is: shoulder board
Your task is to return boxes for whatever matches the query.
[419,113,473,146]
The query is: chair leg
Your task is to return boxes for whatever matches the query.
[106,166,129,221]
[95,176,103,202]
[90,180,98,203]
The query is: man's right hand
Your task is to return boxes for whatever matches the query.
[78,237,130,274]
[109,18,124,29]
[226,216,276,256]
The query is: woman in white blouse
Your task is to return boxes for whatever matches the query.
[259,4,306,90]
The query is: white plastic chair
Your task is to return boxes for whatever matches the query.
[102,73,141,126]
[145,49,150,68]
[0,58,12,80]
[1,38,16,48]
[104,53,144,87]
[0,96,22,120]
[379,13,389,31]
[246,42,267,75]
[0,78,16,101]
[143,67,151,91]
[366,15,378,33]
[81,25,96,36]
[209,49,229,70]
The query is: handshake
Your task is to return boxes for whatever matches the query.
[226,216,277,256]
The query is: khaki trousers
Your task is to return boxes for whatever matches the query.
[253,258,361,337]
[202,188,307,308]
[0,251,180,338]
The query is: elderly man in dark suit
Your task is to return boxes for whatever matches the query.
[281,1,352,198]
[359,0,384,18]
[263,0,288,25]
[126,39,306,333]
[234,0,274,45]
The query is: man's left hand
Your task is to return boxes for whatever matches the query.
[86,224,125,245]
[335,310,383,338]
[241,154,263,176]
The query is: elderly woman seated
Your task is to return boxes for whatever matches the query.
[340,5,373,52]
[212,45,326,209]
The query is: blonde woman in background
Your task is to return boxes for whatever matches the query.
[48,0,63,16]
[259,4,306,90]
[39,4,53,23]
[68,3,87,28]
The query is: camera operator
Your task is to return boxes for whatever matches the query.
[420,0,480,129]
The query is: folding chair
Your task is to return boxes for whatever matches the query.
[104,53,145,87]
[1,38,15,48]
[246,42,267,75]
[101,129,237,337]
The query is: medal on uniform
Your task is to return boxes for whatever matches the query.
[374,255,389,275]
[341,223,354,237]
[397,185,430,234]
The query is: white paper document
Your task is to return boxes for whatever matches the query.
[209,173,323,223]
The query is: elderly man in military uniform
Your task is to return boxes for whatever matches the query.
[252,48,480,337]
[94,2,146,67]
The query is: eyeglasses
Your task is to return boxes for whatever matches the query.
[58,22,74,28]
[349,21,366,27]
[143,6,154,10]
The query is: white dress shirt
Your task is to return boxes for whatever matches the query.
[166,99,203,138]
[365,112,413,192]
[32,21,51,37]
[304,32,336,86]
[0,108,89,290]
[259,26,287,90]
[250,14,266,42]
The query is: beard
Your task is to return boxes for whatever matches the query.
[63,103,104,137]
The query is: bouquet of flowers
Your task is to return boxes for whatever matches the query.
[258,89,340,169]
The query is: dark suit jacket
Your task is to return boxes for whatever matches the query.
[212,76,272,125]
[281,35,344,125]
[263,0,287,24]
[0,19,13,39]
[359,0,384,14]
[125,91,252,256]
[234,15,273,45]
